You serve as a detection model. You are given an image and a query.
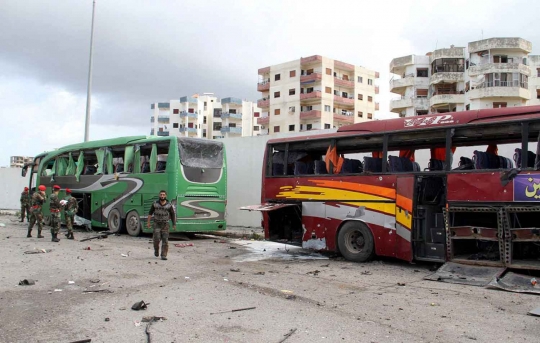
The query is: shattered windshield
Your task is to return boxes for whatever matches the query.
[178,138,224,168]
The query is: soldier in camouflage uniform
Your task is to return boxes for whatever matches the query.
[63,188,78,240]
[27,185,46,238]
[49,185,63,242]
[147,190,176,260]
[20,187,30,222]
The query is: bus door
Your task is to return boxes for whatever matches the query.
[395,176,414,261]
[412,174,447,262]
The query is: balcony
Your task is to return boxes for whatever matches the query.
[300,110,322,120]
[179,127,197,133]
[468,63,530,77]
[301,72,322,83]
[157,116,170,123]
[157,131,170,136]
[258,66,270,75]
[334,76,354,88]
[221,112,242,120]
[390,98,413,112]
[413,98,429,111]
[469,82,530,100]
[300,91,322,101]
[429,93,465,108]
[333,113,354,124]
[179,96,197,104]
[468,37,532,54]
[300,55,323,65]
[390,55,414,74]
[150,129,154,135]
[180,111,197,118]
[430,72,464,85]
[257,80,270,92]
[221,97,243,105]
[333,94,354,106]
[334,60,354,71]
[257,98,270,108]
[257,116,270,125]
[221,126,242,134]
[429,47,465,63]
[151,102,170,110]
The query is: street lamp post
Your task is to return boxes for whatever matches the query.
[84,0,96,142]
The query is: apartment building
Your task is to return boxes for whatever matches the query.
[10,156,33,168]
[150,94,261,139]
[256,55,379,135]
[390,37,540,117]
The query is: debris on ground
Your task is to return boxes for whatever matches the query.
[228,246,237,249]
[214,240,227,243]
[83,289,113,294]
[361,271,372,275]
[68,339,92,343]
[307,270,320,276]
[54,289,62,292]
[68,281,75,284]
[18,279,36,286]
[174,243,193,248]
[254,271,265,275]
[142,316,167,322]
[528,307,540,316]
[397,282,406,286]
[83,247,91,250]
[90,279,100,283]
[132,300,149,311]
[0,223,5,227]
[210,306,256,315]
[278,328,297,343]
[320,263,329,267]
[104,317,110,322]
[230,268,240,272]
[24,249,52,254]
[121,253,129,257]
[285,294,296,300]
[80,234,108,242]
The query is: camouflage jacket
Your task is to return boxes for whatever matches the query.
[149,200,175,223]
[31,191,46,207]
[64,195,78,216]
[20,192,30,206]
[49,193,61,211]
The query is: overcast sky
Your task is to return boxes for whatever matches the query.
[1,0,539,166]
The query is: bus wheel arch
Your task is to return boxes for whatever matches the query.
[336,220,375,262]
[107,209,123,234]
[125,210,142,237]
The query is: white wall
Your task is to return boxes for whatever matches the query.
[0,168,30,210]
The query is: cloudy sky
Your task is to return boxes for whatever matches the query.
[1,0,539,166]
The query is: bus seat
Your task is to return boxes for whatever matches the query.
[428,159,445,171]
[455,156,474,170]
[388,156,414,172]
[115,163,124,173]
[306,160,315,174]
[294,161,307,175]
[498,156,513,169]
[141,162,150,173]
[272,163,284,176]
[340,158,353,174]
[84,165,97,175]
[350,159,363,173]
[513,148,536,168]
[314,160,327,174]
[156,161,167,172]
[413,162,421,172]
[363,157,382,172]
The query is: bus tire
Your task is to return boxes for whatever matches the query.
[126,211,141,237]
[107,209,123,233]
[337,221,374,262]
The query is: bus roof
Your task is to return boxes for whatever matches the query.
[58,136,168,151]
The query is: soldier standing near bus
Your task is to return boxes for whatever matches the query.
[63,188,78,240]
[49,185,63,242]
[27,185,46,238]
[19,187,30,222]
[147,190,176,260]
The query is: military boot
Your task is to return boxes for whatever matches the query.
[26,228,32,238]
[37,229,44,238]
[51,230,60,242]
[161,245,169,260]
[67,232,74,240]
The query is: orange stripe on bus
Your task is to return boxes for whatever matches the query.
[396,194,412,212]
[312,180,396,200]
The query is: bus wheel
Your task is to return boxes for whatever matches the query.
[43,215,51,226]
[126,211,141,237]
[107,209,123,233]
[337,221,374,262]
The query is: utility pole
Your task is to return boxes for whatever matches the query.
[84,0,96,142]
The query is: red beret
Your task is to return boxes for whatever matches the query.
[24,187,29,191]
[38,185,46,191]
[66,188,72,194]
[53,185,61,190]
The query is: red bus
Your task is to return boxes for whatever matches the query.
[243,106,540,270]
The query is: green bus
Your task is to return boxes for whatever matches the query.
[21,136,227,235]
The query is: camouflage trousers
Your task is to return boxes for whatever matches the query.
[28,209,43,231]
[153,222,170,258]
[20,204,30,221]
[50,212,61,235]
[65,214,75,233]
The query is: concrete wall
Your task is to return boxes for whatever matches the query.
[0,168,30,210]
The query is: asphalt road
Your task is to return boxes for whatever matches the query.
[0,214,539,343]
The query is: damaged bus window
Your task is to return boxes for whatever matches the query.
[179,137,224,183]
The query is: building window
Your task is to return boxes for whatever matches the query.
[289,124,295,132]
[326,68,332,75]
[357,111,363,118]
[274,91,280,98]
[537,89,540,99]
[416,110,428,116]
[254,112,260,117]
[324,124,330,129]
[275,74,281,81]
[417,89,428,98]
[324,105,331,112]
[358,94,363,100]
[274,126,280,133]
[368,96,373,102]
[325,87,331,94]
[173,123,179,128]
[358,76,363,83]
[368,79,373,85]
[213,123,222,130]
[254,126,259,131]
[465,104,470,111]
[173,109,179,114]
[203,116,207,124]
[537,68,540,77]
[290,70,296,78]
[289,88,296,96]
[307,124,312,130]
[204,102,207,106]
[416,68,428,77]
[289,106,295,113]
[367,113,373,119]
[493,102,507,108]
[274,108,281,115]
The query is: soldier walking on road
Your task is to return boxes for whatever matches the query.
[20,187,30,222]
[49,185,63,242]
[27,185,46,238]
[147,190,176,260]
[63,188,78,240]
